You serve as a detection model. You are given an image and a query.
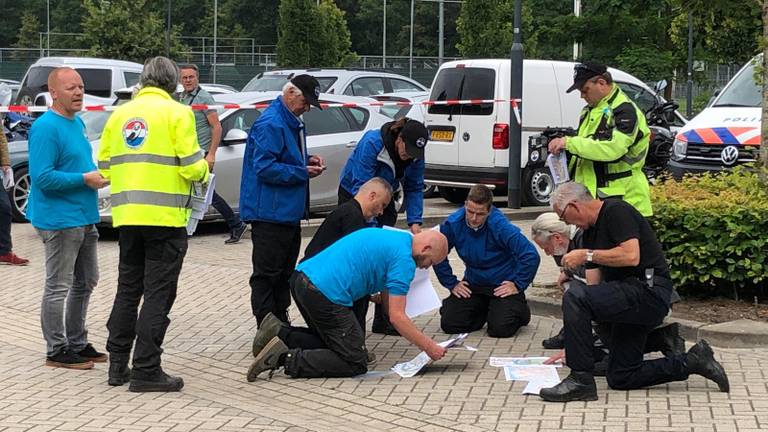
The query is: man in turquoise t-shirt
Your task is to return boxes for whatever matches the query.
[247,228,449,380]
[28,67,109,370]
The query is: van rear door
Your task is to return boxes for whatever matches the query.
[425,68,463,166]
[454,67,497,168]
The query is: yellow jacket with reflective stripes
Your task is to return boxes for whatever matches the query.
[98,87,209,227]
[565,84,652,216]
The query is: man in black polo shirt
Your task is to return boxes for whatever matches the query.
[540,182,729,402]
[251,178,392,357]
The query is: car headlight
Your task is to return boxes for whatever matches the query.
[671,138,687,161]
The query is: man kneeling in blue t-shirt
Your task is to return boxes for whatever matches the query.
[246,228,449,380]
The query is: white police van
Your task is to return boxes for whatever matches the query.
[424,59,673,205]
[669,55,762,178]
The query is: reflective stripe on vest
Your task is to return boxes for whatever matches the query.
[112,190,192,209]
[98,151,204,170]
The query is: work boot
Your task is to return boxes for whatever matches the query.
[539,371,598,402]
[686,340,729,392]
[658,322,686,357]
[129,370,184,393]
[542,326,565,349]
[371,304,400,336]
[225,223,248,244]
[107,355,131,386]
[252,312,285,357]
[247,337,289,382]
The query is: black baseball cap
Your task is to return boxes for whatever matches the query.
[290,74,322,109]
[566,62,608,93]
[400,119,429,160]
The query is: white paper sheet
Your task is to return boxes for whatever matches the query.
[392,333,468,378]
[1,166,13,190]
[502,365,561,395]
[186,173,215,235]
[546,152,570,184]
[489,357,561,367]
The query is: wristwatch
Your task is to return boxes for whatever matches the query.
[586,249,594,263]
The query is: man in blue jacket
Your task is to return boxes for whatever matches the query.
[239,74,325,326]
[434,185,540,338]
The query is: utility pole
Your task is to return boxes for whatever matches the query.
[438,0,444,65]
[686,10,693,118]
[46,0,50,56]
[572,0,581,61]
[507,0,523,209]
[213,0,218,83]
[165,0,171,57]
[383,0,387,69]
[409,0,414,78]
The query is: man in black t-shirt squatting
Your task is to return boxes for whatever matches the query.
[539,182,729,402]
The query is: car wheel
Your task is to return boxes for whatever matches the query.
[522,167,554,206]
[423,183,437,198]
[438,186,469,205]
[10,165,30,222]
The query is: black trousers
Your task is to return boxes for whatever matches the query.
[440,285,531,338]
[0,188,12,255]
[211,190,241,231]
[249,221,301,325]
[562,278,689,390]
[106,226,187,376]
[278,272,368,378]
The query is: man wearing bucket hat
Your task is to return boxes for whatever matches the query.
[240,74,326,328]
[548,61,652,217]
[338,117,429,335]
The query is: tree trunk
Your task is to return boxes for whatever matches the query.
[762,0,768,182]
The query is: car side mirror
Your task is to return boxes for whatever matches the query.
[222,128,248,146]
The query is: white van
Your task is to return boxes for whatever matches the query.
[669,55,761,178]
[424,59,675,205]
[15,57,144,107]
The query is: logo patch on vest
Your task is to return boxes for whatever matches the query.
[122,118,148,149]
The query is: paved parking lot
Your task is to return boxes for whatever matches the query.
[1,219,766,432]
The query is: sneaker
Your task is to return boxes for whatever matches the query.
[246,336,288,382]
[225,223,248,244]
[252,312,285,357]
[129,371,184,393]
[0,252,29,266]
[45,349,94,370]
[76,344,108,363]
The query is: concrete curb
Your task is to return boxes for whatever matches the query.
[527,294,768,349]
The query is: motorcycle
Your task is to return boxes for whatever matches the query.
[643,79,678,181]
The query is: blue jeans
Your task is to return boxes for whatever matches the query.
[37,225,99,357]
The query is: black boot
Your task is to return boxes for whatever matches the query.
[539,371,598,402]
[542,326,565,349]
[129,369,184,393]
[658,322,686,357]
[686,340,729,392]
[107,354,131,386]
[371,303,400,336]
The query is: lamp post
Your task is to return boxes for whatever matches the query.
[572,0,581,60]
[213,0,218,83]
[165,0,171,57]
[507,0,523,209]
[46,0,50,56]
[409,0,414,77]
[382,0,387,69]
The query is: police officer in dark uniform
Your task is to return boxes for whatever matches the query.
[539,182,729,402]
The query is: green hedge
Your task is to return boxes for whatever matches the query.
[650,167,768,300]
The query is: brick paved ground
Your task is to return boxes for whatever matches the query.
[1,220,765,432]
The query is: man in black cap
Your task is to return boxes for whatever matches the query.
[547,61,653,218]
[337,117,429,335]
[239,74,326,327]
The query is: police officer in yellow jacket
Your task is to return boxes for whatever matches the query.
[548,62,652,217]
[98,57,209,392]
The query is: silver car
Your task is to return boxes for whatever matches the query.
[97,91,391,224]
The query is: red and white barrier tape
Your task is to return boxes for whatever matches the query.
[1,98,523,124]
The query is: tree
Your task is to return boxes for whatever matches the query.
[13,10,42,50]
[456,0,534,58]
[79,0,185,62]
[276,0,356,68]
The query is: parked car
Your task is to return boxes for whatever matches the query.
[14,57,143,107]
[669,54,761,179]
[241,69,427,97]
[423,59,686,206]
[200,83,237,95]
[0,79,20,103]
[370,91,429,122]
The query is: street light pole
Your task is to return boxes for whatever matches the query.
[438,0,444,65]
[686,10,693,118]
[213,0,218,83]
[46,0,50,56]
[409,0,414,78]
[383,0,387,69]
[572,0,581,61]
[507,0,523,209]
[165,0,171,57]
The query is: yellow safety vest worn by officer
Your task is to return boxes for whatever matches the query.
[565,84,652,216]
[98,87,209,227]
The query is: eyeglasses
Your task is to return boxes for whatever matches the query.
[557,202,573,221]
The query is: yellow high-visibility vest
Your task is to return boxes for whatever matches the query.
[98,87,209,227]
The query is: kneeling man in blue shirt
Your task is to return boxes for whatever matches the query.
[435,185,540,338]
[247,228,449,380]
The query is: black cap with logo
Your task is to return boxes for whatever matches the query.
[290,74,322,109]
[566,62,608,93]
[400,119,429,160]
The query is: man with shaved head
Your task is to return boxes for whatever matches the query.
[28,67,109,370]
[247,228,449,380]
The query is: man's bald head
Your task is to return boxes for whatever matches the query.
[411,229,449,269]
[48,67,84,118]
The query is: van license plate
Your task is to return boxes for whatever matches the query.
[431,130,454,142]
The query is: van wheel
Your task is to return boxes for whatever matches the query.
[438,186,469,204]
[523,167,554,206]
[9,166,30,222]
